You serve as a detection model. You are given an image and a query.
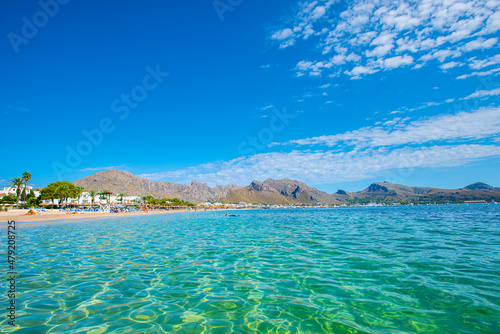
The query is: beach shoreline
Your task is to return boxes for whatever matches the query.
[0,208,241,227]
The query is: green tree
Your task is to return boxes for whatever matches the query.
[7,177,24,205]
[40,187,56,204]
[26,196,41,207]
[60,182,79,205]
[142,196,153,204]
[75,186,83,204]
[89,190,96,206]
[40,181,78,206]
[0,194,17,204]
[26,190,41,207]
[117,193,125,204]
[21,171,32,202]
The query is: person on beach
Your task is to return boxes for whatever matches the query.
[21,209,38,216]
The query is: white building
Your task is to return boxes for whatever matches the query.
[0,186,40,199]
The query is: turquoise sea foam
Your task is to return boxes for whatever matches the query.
[3,205,500,333]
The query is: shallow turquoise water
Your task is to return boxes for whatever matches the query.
[3,205,500,333]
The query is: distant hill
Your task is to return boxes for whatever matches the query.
[73,170,499,204]
[336,181,500,203]
[219,179,340,205]
[73,169,240,203]
[219,181,291,205]
[462,182,495,191]
[359,182,437,198]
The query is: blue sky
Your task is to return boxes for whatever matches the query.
[1,0,500,192]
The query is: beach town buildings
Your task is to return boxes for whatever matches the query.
[40,193,142,206]
[0,186,40,200]
[3,187,256,207]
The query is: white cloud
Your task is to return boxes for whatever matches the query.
[310,6,326,20]
[270,0,337,49]
[296,60,313,71]
[345,65,378,79]
[481,11,500,35]
[260,64,271,69]
[366,44,394,57]
[271,0,500,78]
[440,61,464,70]
[279,39,296,48]
[461,88,500,100]
[140,144,500,186]
[272,28,294,40]
[331,54,346,65]
[345,52,361,62]
[139,104,500,186]
[468,54,500,70]
[390,109,405,115]
[384,55,414,69]
[371,32,396,46]
[462,37,498,52]
[261,105,275,110]
[390,99,443,115]
[295,59,333,76]
[457,67,500,79]
[273,107,500,149]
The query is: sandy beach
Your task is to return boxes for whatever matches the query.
[0,208,209,226]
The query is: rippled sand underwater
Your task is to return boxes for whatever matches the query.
[4,205,500,333]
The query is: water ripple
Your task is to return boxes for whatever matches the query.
[3,205,500,333]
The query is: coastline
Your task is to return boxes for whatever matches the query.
[0,208,239,227]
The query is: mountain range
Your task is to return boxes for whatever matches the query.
[73,169,500,204]
[334,181,500,203]
[73,169,239,203]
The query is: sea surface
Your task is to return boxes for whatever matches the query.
[2,205,500,333]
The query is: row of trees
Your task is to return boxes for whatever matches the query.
[142,196,196,207]
[40,181,84,205]
[40,183,116,206]
[1,174,108,207]
[2,173,193,208]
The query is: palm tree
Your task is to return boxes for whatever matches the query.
[21,171,31,202]
[89,190,96,206]
[7,177,24,205]
[57,183,72,206]
[117,193,125,204]
[75,186,83,205]
[22,171,31,185]
[100,189,110,200]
